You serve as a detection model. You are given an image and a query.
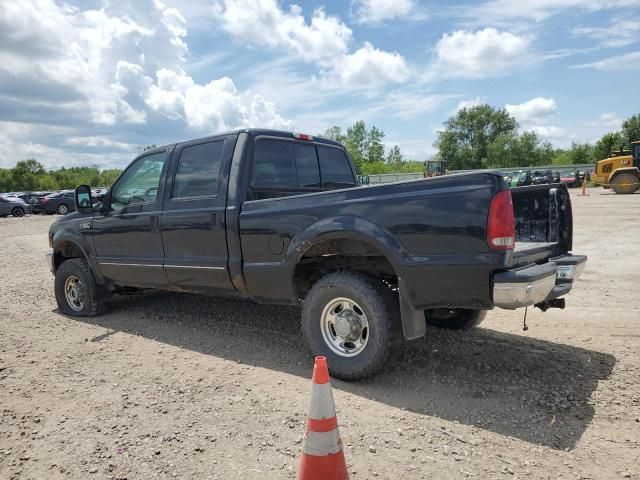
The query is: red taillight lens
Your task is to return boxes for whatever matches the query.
[487,190,515,251]
[42,197,49,204]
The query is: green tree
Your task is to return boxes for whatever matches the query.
[386,145,403,165]
[323,126,345,143]
[566,142,594,165]
[621,113,640,146]
[344,121,367,171]
[11,159,46,191]
[365,126,385,164]
[435,104,518,170]
[593,132,625,161]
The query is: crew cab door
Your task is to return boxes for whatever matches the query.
[160,136,235,292]
[93,150,170,288]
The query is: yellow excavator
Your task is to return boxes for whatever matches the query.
[591,141,640,194]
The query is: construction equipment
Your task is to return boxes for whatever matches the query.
[591,141,640,194]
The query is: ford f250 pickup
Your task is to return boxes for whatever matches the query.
[47,129,586,380]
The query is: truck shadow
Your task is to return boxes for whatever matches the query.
[68,291,615,451]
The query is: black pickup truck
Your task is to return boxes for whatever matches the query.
[47,129,586,380]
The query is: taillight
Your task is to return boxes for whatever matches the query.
[42,197,49,204]
[487,190,515,251]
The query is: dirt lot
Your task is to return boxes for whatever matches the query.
[1,188,639,480]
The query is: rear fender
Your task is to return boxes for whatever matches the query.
[286,216,427,340]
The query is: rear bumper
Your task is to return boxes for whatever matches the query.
[493,254,586,309]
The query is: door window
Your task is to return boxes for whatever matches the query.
[172,140,224,198]
[317,146,356,188]
[111,152,166,210]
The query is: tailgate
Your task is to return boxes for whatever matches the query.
[510,184,572,267]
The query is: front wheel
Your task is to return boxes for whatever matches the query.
[425,308,486,330]
[55,258,110,317]
[57,204,69,215]
[301,272,400,381]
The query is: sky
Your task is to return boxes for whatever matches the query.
[0,0,639,169]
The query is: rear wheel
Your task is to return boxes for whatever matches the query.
[611,173,639,194]
[11,207,25,217]
[57,204,69,215]
[301,272,400,381]
[55,258,109,317]
[425,308,486,330]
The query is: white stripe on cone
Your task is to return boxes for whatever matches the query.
[308,383,336,420]
[303,429,343,456]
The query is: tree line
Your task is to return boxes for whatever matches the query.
[2,109,638,192]
[0,159,121,193]
[433,106,640,171]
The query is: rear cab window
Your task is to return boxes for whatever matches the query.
[249,137,355,200]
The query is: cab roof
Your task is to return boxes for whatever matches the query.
[150,129,344,153]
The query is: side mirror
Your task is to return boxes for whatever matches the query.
[75,185,93,214]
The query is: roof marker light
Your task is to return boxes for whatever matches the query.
[293,132,313,141]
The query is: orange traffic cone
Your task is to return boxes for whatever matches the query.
[297,356,349,480]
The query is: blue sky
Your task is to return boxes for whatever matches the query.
[0,0,638,169]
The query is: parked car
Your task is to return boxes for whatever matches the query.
[34,191,75,215]
[532,170,554,184]
[0,195,31,217]
[47,129,587,380]
[559,170,581,188]
[510,170,532,187]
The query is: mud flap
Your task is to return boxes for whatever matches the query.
[398,277,426,340]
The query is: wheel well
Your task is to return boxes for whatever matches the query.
[53,241,85,271]
[293,238,397,299]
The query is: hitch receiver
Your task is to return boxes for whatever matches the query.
[535,298,565,312]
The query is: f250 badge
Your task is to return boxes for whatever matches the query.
[80,222,91,230]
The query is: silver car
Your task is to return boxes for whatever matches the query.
[0,195,31,217]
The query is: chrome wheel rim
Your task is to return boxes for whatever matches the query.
[320,297,369,357]
[64,276,86,312]
[58,205,68,214]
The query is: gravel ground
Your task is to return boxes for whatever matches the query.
[1,188,639,480]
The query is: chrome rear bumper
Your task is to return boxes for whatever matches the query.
[493,254,586,309]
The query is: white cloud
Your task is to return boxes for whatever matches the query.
[432,28,530,78]
[572,18,640,48]
[455,97,487,112]
[530,125,565,139]
[572,51,640,70]
[0,0,292,167]
[65,136,135,150]
[586,112,624,130]
[505,97,565,140]
[466,0,640,23]
[506,97,557,124]
[212,0,410,86]
[332,42,410,86]
[352,0,416,24]
[141,69,292,131]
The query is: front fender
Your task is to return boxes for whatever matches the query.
[51,229,105,285]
